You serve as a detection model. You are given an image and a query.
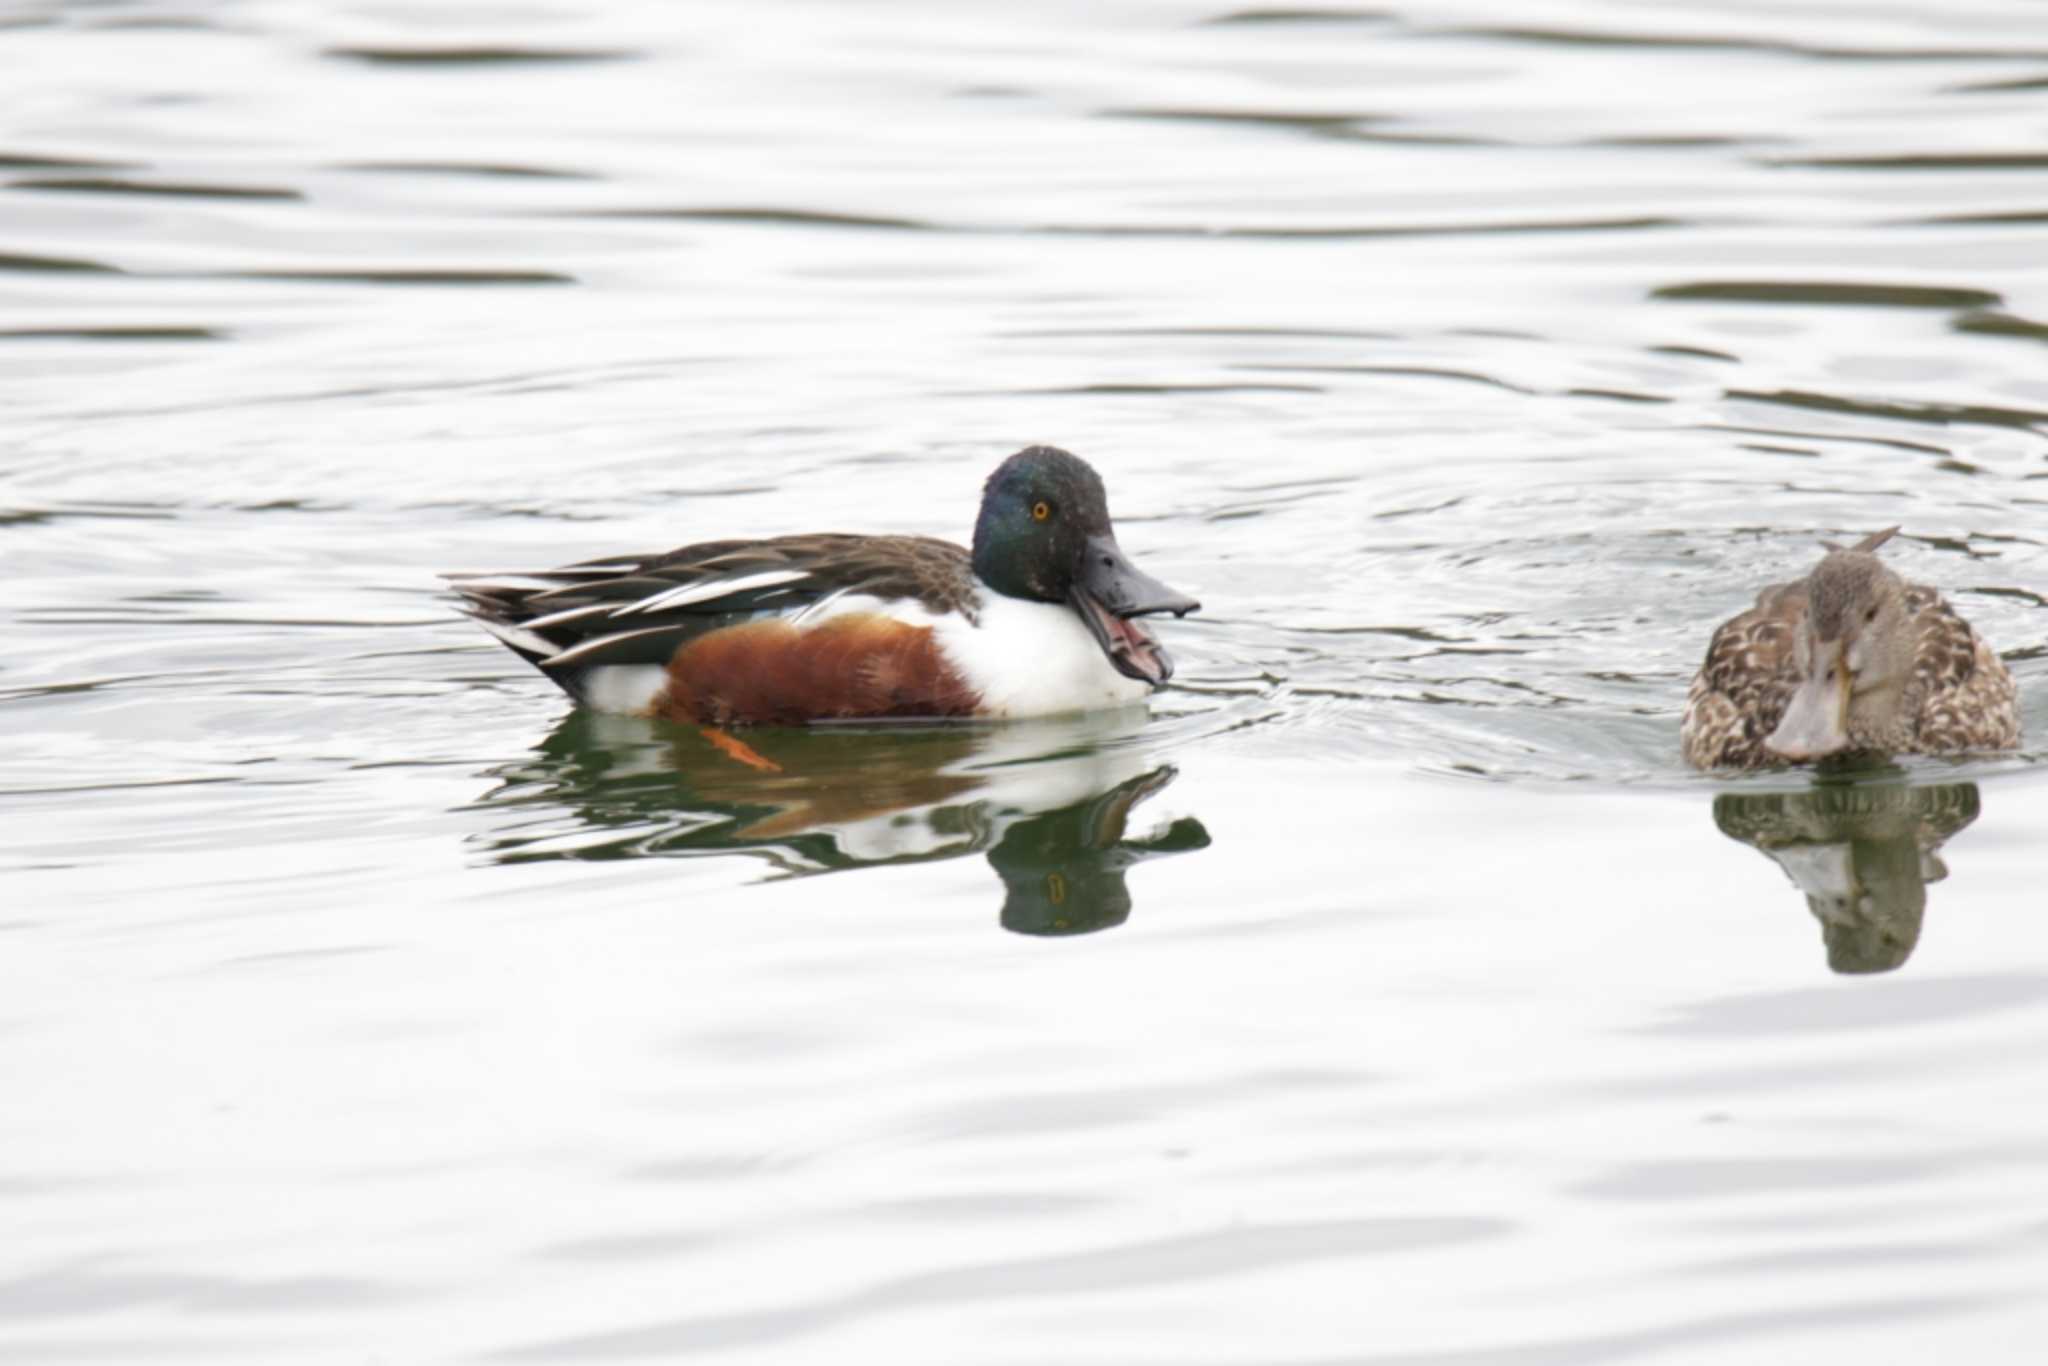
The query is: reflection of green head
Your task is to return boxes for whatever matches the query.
[986,767,1211,938]
[993,844,1135,936]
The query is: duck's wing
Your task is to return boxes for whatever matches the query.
[1682,578,1806,769]
[448,533,974,684]
[1905,585,2021,752]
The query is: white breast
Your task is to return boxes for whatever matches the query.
[932,592,1154,718]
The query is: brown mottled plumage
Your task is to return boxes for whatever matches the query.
[1682,529,2020,769]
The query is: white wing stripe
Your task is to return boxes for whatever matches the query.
[788,585,853,627]
[471,616,561,659]
[543,624,690,672]
[520,601,621,632]
[446,574,564,593]
[615,568,812,616]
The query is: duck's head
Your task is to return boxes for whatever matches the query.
[971,446,1200,684]
[1767,527,1915,762]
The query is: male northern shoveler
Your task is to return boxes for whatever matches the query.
[1681,528,2020,769]
[448,446,1200,725]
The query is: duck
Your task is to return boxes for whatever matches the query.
[448,445,1200,725]
[1681,528,2020,769]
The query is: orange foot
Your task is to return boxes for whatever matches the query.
[698,726,782,773]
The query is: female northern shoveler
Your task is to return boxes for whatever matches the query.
[449,446,1200,725]
[1681,528,2021,769]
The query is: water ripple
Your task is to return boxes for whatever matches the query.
[321,45,637,66]
[494,1218,1508,1359]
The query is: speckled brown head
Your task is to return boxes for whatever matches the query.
[1768,527,1915,760]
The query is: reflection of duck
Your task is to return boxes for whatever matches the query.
[470,710,1209,935]
[1682,528,2019,769]
[1712,776,1981,974]
[988,767,1210,936]
[447,447,1198,724]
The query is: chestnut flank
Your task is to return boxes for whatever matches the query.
[658,614,982,725]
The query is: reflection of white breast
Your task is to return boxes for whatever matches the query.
[824,710,1157,864]
[1768,842,1857,916]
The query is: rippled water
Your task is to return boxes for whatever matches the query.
[8,2,2048,1361]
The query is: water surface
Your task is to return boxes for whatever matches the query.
[7,2,2048,1361]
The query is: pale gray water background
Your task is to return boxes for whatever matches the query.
[7,0,2048,1360]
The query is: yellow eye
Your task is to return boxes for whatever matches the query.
[1032,500,1052,522]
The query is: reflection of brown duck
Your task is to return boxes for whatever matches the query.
[1712,777,1981,974]
[472,710,1209,934]
[1682,529,2019,769]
